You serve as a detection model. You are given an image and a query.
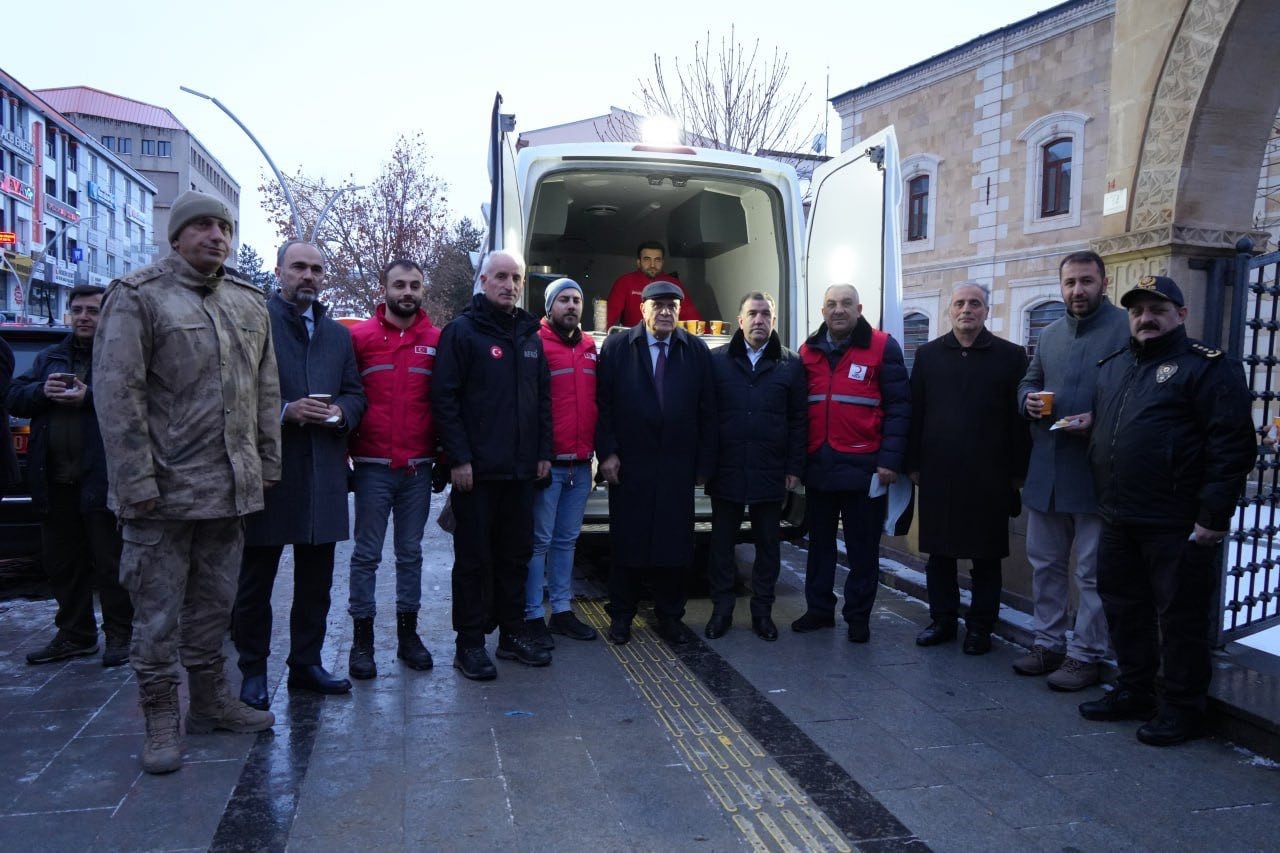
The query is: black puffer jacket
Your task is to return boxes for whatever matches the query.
[431,293,551,480]
[707,330,806,504]
[1089,326,1256,530]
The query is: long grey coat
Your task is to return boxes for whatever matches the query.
[244,294,365,546]
[1017,299,1129,515]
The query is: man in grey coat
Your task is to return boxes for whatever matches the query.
[1015,251,1129,690]
[233,241,365,709]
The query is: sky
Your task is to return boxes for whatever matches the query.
[5,0,1054,260]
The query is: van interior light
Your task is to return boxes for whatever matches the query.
[826,246,859,283]
[670,177,688,188]
[648,175,665,187]
[642,116,681,146]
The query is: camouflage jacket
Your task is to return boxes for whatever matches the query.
[93,253,282,519]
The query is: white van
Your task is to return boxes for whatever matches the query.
[478,94,906,546]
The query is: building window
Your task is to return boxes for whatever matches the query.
[903,312,931,372]
[67,189,77,207]
[45,127,56,158]
[157,140,171,157]
[907,175,929,241]
[141,139,155,156]
[117,138,131,154]
[45,177,56,197]
[1040,139,1072,217]
[1017,112,1090,235]
[1024,300,1067,357]
[101,135,115,149]
[66,142,77,172]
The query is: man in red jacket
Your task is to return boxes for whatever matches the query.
[345,259,440,679]
[604,241,703,328]
[523,278,600,649]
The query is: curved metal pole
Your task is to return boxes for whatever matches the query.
[311,185,365,242]
[180,86,304,238]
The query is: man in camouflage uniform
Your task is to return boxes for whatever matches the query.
[94,190,282,774]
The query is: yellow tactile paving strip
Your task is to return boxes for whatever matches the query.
[578,600,853,852]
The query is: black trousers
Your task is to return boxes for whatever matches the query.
[709,497,782,618]
[1097,523,1217,713]
[40,482,132,644]
[803,487,886,625]
[606,563,687,626]
[233,542,337,674]
[451,480,534,649]
[924,555,1002,631]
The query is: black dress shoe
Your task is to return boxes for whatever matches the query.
[962,630,992,655]
[654,619,694,645]
[1078,689,1158,722]
[1137,711,1202,746]
[607,620,632,645]
[847,621,870,643]
[287,665,352,695]
[704,610,732,639]
[454,646,497,681]
[752,615,778,641]
[240,672,269,710]
[790,612,836,633]
[915,618,957,647]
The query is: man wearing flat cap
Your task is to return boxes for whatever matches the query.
[596,279,716,646]
[95,190,281,774]
[1080,274,1255,746]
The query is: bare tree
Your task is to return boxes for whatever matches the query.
[259,133,452,315]
[604,26,821,166]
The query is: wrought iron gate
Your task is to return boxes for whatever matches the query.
[1223,238,1280,643]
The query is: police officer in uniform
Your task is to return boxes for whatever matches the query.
[1080,275,1256,746]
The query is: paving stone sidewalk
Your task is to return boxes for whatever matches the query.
[0,495,1275,851]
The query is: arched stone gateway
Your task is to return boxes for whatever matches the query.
[1095,0,1280,331]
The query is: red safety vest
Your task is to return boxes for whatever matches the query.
[348,305,441,469]
[801,330,889,455]
[539,319,598,460]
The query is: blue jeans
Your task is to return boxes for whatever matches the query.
[525,462,592,619]
[348,462,432,618]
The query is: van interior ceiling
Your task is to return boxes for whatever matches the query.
[524,170,786,336]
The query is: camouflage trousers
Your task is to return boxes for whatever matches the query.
[119,517,243,690]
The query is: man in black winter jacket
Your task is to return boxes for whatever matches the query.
[5,285,133,667]
[1081,275,1256,746]
[431,250,552,680]
[705,291,806,642]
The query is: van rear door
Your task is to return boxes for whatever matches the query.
[802,125,904,341]
[484,92,525,261]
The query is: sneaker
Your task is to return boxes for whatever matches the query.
[549,610,597,641]
[496,633,552,667]
[26,634,98,665]
[524,618,555,651]
[1012,644,1065,676]
[1079,689,1158,722]
[1047,657,1100,692]
[102,633,131,668]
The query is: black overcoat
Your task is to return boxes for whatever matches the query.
[0,338,18,490]
[244,294,365,547]
[596,324,716,567]
[906,328,1030,559]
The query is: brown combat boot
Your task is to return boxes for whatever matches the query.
[185,663,275,734]
[139,683,183,774]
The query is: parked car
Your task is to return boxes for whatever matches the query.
[2,323,72,556]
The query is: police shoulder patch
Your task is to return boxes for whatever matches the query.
[1097,346,1127,366]
[1190,342,1223,359]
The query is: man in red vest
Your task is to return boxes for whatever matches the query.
[604,241,703,328]
[794,284,911,643]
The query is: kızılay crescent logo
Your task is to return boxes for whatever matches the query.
[489,345,503,359]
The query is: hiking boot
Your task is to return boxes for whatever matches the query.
[496,632,552,666]
[396,612,434,670]
[102,632,132,668]
[454,646,497,680]
[349,616,377,680]
[1047,657,1100,692]
[1012,644,1065,676]
[524,617,555,651]
[26,633,98,665]
[138,683,182,774]
[1078,689,1158,722]
[185,664,275,734]
[549,610,597,641]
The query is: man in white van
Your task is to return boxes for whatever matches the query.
[605,241,703,328]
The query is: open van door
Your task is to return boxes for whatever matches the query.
[479,93,525,286]
[802,125,904,342]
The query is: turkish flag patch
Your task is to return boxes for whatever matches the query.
[490,345,504,359]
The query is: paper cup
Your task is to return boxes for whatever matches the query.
[1038,391,1055,416]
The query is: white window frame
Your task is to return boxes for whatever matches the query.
[1006,277,1063,348]
[1017,112,1089,236]
[900,153,941,254]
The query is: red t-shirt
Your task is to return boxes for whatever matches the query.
[604,270,704,327]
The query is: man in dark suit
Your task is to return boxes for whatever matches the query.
[596,280,717,645]
[232,240,366,709]
[0,337,17,493]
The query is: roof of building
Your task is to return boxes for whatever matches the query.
[34,86,186,131]
[830,0,1097,104]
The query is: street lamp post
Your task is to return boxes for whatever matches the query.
[179,86,304,238]
[311,185,365,241]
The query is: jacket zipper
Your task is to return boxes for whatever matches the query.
[1107,357,1140,478]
